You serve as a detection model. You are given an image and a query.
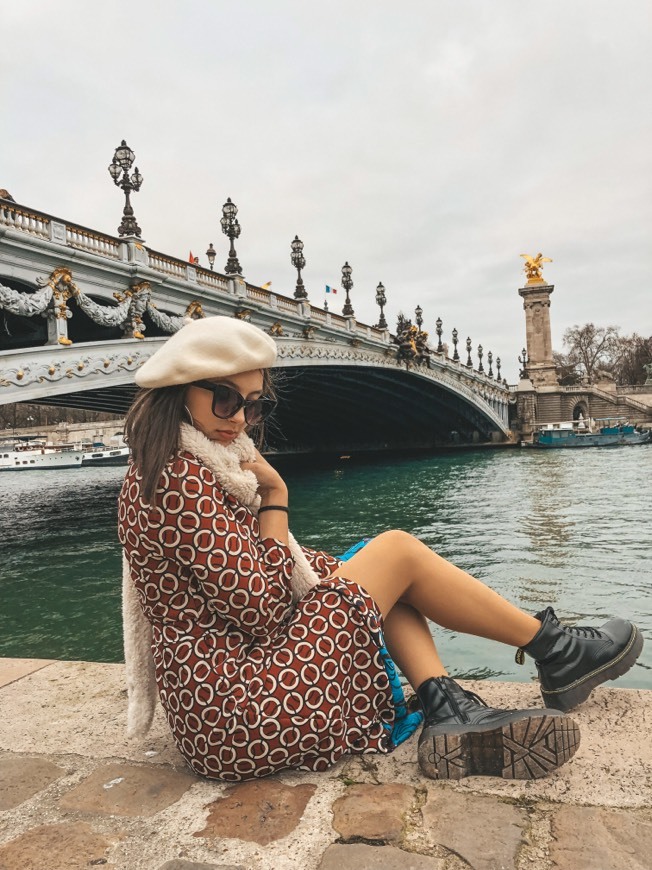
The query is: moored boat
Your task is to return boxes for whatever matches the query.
[0,439,84,471]
[526,418,651,449]
[81,445,130,466]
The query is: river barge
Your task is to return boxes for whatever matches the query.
[526,418,651,449]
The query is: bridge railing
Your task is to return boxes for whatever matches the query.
[1,198,124,260]
[66,226,121,259]
[147,249,192,280]
[0,200,51,239]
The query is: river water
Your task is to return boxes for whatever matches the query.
[1,446,650,688]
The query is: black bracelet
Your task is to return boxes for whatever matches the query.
[258,505,289,514]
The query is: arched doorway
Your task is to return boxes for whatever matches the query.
[572,401,588,421]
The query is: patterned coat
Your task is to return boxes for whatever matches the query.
[118,449,399,781]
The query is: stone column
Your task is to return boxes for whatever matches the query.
[518,283,558,387]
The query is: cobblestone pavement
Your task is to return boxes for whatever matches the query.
[0,659,650,870]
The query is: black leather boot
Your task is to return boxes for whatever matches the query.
[517,606,644,712]
[416,676,580,781]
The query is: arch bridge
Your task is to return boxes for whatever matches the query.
[0,197,512,452]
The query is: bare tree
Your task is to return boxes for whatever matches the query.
[562,323,620,383]
[611,333,652,385]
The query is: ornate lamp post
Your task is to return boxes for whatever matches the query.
[221,198,242,274]
[466,336,473,367]
[375,282,388,329]
[518,347,528,378]
[205,243,216,271]
[415,305,423,330]
[290,236,308,299]
[435,316,444,353]
[477,344,484,373]
[108,139,143,237]
[496,356,502,381]
[452,327,460,361]
[341,262,354,316]
[487,350,494,378]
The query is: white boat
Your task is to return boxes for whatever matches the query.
[81,445,130,466]
[0,440,84,471]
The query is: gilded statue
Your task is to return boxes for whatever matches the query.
[520,252,552,285]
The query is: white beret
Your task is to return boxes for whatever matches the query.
[135,316,277,388]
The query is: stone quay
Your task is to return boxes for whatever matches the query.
[1,658,650,869]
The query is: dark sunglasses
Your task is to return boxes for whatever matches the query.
[192,380,277,425]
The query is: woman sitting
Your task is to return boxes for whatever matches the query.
[119,316,642,782]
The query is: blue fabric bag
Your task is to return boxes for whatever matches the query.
[337,539,423,748]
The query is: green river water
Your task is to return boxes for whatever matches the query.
[1,446,650,687]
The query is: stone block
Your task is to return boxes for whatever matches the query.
[0,754,65,810]
[331,783,415,842]
[59,762,195,817]
[0,821,114,869]
[420,789,528,870]
[549,805,652,870]
[318,843,441,869]
[195,778,317,846]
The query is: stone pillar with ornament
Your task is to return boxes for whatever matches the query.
[517,253,559,388]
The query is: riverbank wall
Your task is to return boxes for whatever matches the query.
[4,418,126,446]
[1,658,650,869]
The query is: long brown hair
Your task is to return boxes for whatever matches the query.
[124,370,276,504]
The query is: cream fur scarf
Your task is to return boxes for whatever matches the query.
[122,422,321,739]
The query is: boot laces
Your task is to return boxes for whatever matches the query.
[565,624,602,639]
[548,609,602,639]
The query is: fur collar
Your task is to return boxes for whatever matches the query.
[123,424,321,738]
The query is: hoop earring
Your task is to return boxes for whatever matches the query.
[184,405,195,426]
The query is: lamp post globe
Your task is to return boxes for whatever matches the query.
[375,282,388,329]
[341,262,354,316]
[205,243,216,271]
[108,139,143,238]
[452,327,459,361]
[221,198,242,274]
[291,235,308,299]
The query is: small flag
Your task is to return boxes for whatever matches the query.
[325,284,338,294]
[188,250,195,263]
[261,281,272,290]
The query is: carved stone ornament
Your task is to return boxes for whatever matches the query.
[0,281,53,317]
[0,347,153,390]
[145,299,204,334]
[0,267,205,347]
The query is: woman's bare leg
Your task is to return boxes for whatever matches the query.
[332,530,540,648]
[337,532,582,782]
[383,602,448,688]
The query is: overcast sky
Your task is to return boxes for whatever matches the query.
[2,1,651,380]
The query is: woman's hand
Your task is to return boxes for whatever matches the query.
[241,448,288,503]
